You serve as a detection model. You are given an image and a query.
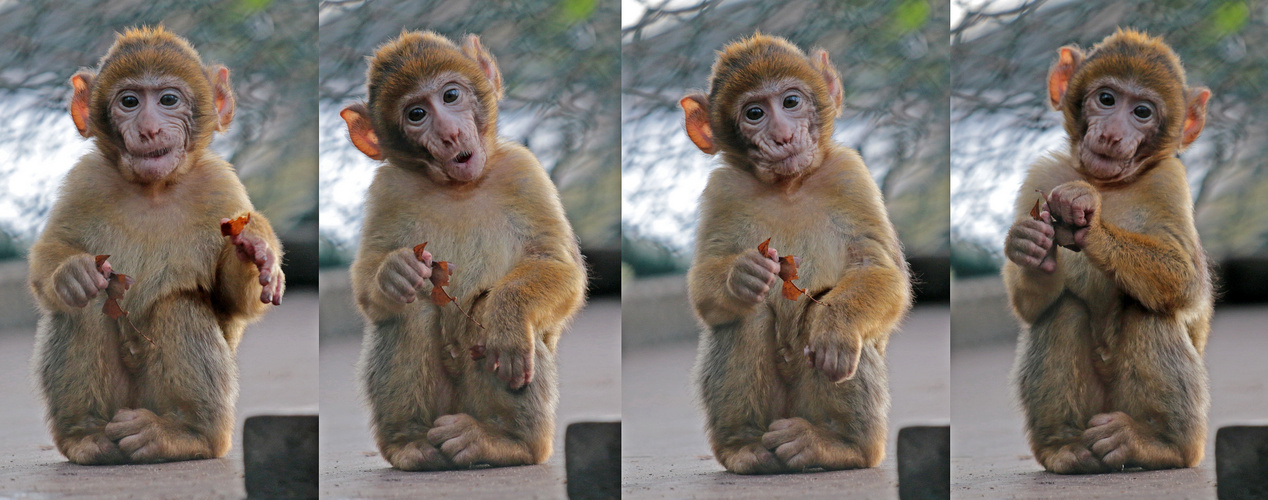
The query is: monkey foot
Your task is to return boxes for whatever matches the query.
[761,417,874,471]
[59,432,127,465]
[383,440,453,471]
[1083,411,1192,470]
[104,408,220,463]
[1038,442,1109,474]
[426,413,536,467]
[717,442,786,474]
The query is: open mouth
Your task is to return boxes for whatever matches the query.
[453,151,473,164]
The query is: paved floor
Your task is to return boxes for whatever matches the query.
[622,305,951,499]
[318,298,621,499]
[951,305,1268,499]
[0,290,319,499]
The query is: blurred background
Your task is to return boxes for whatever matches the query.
[0,0,317,329]
[950,1,1268,495]
[622,0,950,347]
[621,1,950,496]
[318,0,621,295]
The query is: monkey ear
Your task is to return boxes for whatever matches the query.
[207,65,236,131]
[811,49,844,112]
[461,35,504,99]
[1181,87,1211,148]
[680,93,717,155]
[340,103,383,161]
[69,71,94,138]
[1047,46,1084,110]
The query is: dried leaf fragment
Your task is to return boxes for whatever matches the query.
[413,242,483,330]
[756,239,825,306]
[93,255,153,344]
[220,213,251,237]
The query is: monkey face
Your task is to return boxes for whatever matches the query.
[397,73,487,183]
[1078,78,1161,182]
[108,76,194,183]
[736,79,820,178]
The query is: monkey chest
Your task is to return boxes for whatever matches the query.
[408,204,521,298]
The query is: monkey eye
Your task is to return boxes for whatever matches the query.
[120,95,140,109]
[443,88,460,104]
[783,95,800,109]
[159,94,179,106]
[1133,105,1152,119]
[744,106,764,121]
[1098,92,1115,107]
[407,107,427,122]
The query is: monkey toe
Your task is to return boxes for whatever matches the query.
[1042,443,1108,474]
[427,414,484,465]
[1083,412,1136,468]
[720,442,785,475]
[61,433,127,465]
[385,441,453,471]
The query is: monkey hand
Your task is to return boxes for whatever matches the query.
[804,324,863,384]
[223,220,284,305]
[53,254,111,308]
[1044,181,1100,249]
[727,248,780,305]
[476,328,534,390]
[376,247,432,304]
[1006,219,1057,273]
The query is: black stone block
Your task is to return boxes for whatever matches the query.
[1217,426,1268,500]
[565,421,620,500]
[243,415,318,499]
[897,425,950,500]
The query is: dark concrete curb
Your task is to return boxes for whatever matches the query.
[244,415,318,499]
[1216,425,1268,500]
[897,425,950,500]
[565,421,620,500]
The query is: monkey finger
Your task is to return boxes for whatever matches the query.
[98,260,113,283]
[418,249,433,267]
[842,343,862,381]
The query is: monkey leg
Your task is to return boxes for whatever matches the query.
[1087,304,1208,470]
[428,336,558,468]
[1014,294,1110,474]
[694,311,789,474]
[770,342,889,471]
[103,294,237,463]
[33,314,132,465]
[360,318,457,471]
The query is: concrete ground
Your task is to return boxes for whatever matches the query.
[318,298,621,499]
[622,305,951,499]
[0,290,319,499]
[951,305,1268,499]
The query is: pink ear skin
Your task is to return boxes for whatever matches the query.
[1047,46,1084,111]
[207,65,236,132]
[680,93,716,155]
[812,49,843,112]
[341,103,384,161]
[461,35,504,99]
[1181,87,1210,148]
[70,71,95,138]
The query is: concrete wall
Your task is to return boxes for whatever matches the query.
[0,260,38,332]
[950,275,1018,348]
[621,275,699,350]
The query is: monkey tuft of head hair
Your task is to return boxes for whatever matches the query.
[365,30,502,164]
[1060,28,1190,163]
[89,26,221,153]
[705,33,843,160]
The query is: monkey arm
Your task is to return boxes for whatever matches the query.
[212,210,282,321]
[483,232,587,351]
[28,232,93,315]
[1002,258,1066,325]
[1081,220,1201,314]
[813,235,911,345]
[687,251,762,327]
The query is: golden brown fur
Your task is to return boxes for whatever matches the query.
[1005,29,1212,473]
[29,26,281,464]
[683,34,911,474]
[345,31,586,471]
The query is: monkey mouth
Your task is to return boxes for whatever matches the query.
[136,147,172,159]
[453,151,473,164]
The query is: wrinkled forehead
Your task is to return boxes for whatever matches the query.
[397,71,473,100]
[1084,76,1165,104]
[110,74,192,91]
